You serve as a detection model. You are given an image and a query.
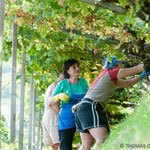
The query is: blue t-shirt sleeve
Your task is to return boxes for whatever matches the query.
[84,78,89,91]
[80,78,89,92]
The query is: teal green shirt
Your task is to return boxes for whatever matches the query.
[53,78,89,107]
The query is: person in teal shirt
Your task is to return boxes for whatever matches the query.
[52,59,89,150]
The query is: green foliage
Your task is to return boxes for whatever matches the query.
[4,1,150,88]
[73,132,81,150]
[0,115,9,144]
[101,93,150,150]
[119,0,129,7]
[106,82,145,125]
[2,1,150,148]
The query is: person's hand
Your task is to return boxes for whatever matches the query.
[140,70,150,79]
[72,103,80,113]
[59,93,69,101]
[53,93,69,102]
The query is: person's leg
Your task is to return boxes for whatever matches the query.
[79,132,95,150]
[89,127,108,150]
[59,127,76,150]
[51,143,60,150]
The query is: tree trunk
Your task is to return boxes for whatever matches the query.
[37,109,41,150]
[19,51,26,150]
[32,88,36,150]
[40,126,43,150]
[40,139,43,150]
[28,74,34,150]
[0,0,5,148]
[10,20,17,144]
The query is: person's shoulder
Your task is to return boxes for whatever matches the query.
[45,82,55,94]
[60,79,67,83]
[109,68,120,71]
[108,68,120,78]
[58,79,67,85]
[79,77,85,81]
[108,68,120,73]
[47,82,55,89]
[79,78,87,83]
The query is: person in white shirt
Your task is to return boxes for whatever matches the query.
[42,74,64,150]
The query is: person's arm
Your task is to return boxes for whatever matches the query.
[47,82,62,106]
[48,96,57,106]
[82,78,89,92]
[118,64,143,78]
[44,83,55,107]
[117,69,150,88]
[52,101,60,113]
[116,76,141,88]
[48,81,69,106]
[44,83,60,113]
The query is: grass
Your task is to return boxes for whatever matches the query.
[101,92,150,150]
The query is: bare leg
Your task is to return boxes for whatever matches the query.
[51,143,60,150]
[79,132,95,150]
[89,127,107,150]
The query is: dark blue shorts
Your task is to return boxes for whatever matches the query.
[75,98,110,133]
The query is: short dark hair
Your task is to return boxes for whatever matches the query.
[63,59,79,79]
[122,60,131,68]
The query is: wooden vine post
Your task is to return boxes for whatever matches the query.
[19,51,26,150]
[10,20,17,144]
[0,0,5,148]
